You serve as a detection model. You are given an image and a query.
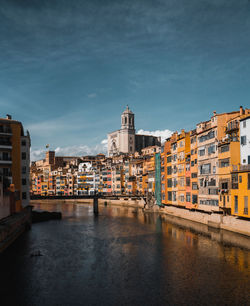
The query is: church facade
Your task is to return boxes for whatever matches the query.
[107,106,161,156]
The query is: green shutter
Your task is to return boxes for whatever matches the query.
[155,153,162,206]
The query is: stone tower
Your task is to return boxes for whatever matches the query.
[119,106,135,154]
[121,105,135,131]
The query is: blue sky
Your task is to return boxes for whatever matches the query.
[0,0,250,160]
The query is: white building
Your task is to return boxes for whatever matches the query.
[240,115,250,165]
[108,106,161,156]
[21,131,31,207]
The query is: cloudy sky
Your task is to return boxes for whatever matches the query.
[1,0,250,160]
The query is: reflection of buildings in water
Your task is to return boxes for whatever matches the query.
[160,213,250,273]
[32,202,250,274]
[219,247,249,273]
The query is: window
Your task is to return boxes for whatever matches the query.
[167,179,172,188]
[186,193,191,202]
[186,177,190,186]
[192,182,198,190]
[209,188,218,195]
[198,130,215,142]
[191,172,197,178]
[168,191,172,201]
[220,145,229,153]
[172,179,177,187]
[192,194,198,204]
[172,191,177,201]
[241,136,246,145]
[22,178,26,185]
[199,178,204,187]
[208,178,216,186]
[21,140,26,146]
[244,196,248,215]
[167,156,171,163]
[234,196,238,213]
[239,176,242,183]
[179,194,185,202]
[199,149,205,156]
[208,145,215,154]
[179,178,185,187]
[22,152,26,160]
[232,173,239,189]
[219,158,230,168]
[191,137,196,144]
[200,163,211,175]
[22,166,26,174]
[167,166,172,175]
[243,120,246,128]
[221,182,228,189]
[22,192,27,200]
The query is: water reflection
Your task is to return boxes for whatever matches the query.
[0,201,249,306]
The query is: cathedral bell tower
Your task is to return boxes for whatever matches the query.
[121,105,135,131]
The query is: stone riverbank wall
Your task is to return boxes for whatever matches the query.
[0,206,32,253]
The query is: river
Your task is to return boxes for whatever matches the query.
[0,202,249,306]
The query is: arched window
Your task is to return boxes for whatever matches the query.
[125,117,127,124]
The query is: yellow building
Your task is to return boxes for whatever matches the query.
[218,107,250,215]
[231,169,250,218]
[190,130,198,209]
[0,115,30,219]
[218,140,240,213]
[177,130,190,208]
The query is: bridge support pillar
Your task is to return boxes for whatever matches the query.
[93,196,98,215]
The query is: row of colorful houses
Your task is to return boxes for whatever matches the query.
[161,107,250,219]
[30,107,250,219]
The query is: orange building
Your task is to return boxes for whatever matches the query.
[190,129,198,209]
[0,115,30,219]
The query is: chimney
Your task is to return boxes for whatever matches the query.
[6,114,12,120]
[240,106,244,116]
[213,111,216,116]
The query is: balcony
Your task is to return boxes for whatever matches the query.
[0,126,12,135]
[0,157,12,165]
[231,164,250,172]
[225,121,239,133]
[0,140,12,149]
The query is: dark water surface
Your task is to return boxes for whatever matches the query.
[0,203,250,306]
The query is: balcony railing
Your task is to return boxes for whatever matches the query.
[231,164,250,172]
[0,140,12,146]
[226,122,239,132]
[0,126,12,134]
[0,157,11,161]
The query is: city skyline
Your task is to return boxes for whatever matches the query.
[1,0,250,160]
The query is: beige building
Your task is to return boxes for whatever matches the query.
[108,106,161,156]
[197,111,241,212]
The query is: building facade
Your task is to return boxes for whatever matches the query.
[108,106,161,156]
[0,115,30,220]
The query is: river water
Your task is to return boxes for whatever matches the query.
[0,202,250,306]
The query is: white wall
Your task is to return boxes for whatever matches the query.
[240,117,250,164]
[21,134,30,207]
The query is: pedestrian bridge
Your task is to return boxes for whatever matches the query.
[30,194,154,215]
